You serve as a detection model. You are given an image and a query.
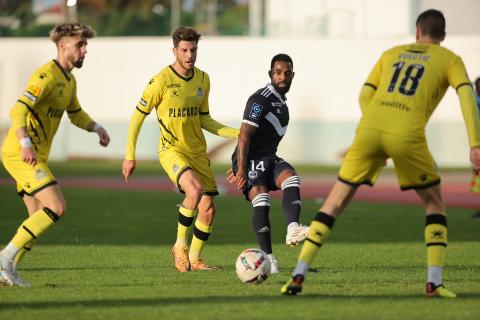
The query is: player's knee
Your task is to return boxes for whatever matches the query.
[185,186,203,203]
[47,201,66,217]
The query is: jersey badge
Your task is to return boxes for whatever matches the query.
[171,89,179,97]
[197,87,203,96]
[35,169,48,181]
[39,72,47,80]
[139,98,147,107]
[249,103,263,120]
[248,170,258,179]
[173,163,180,174]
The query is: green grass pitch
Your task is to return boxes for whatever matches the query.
[0,181,479,319]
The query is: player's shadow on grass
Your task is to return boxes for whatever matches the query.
[1,293,478,310]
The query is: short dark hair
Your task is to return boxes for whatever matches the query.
[270,54,293,71]
[172,27,201,47]
[416,9,446,39]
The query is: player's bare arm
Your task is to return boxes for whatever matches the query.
[235,123,256,189]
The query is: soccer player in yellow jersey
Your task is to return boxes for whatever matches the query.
[282,9,480,298]
[0,23,110,287]
[122,27,239,272]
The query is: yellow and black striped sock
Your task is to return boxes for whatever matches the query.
[11,208,58,250]
[425,214,447,285]
[298,211,335,266]
[189,220,212,262]
[13,239,37,269]
[175,206,197,248]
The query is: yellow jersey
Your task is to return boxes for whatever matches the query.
[358,43,480,146]
[2,60,93,160]
[125,66,238,160]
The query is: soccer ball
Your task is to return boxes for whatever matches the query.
[235,248,271,284]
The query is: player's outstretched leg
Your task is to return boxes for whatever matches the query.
[280,175,309,246]
[424,213,456,298]
[281,211,335,295]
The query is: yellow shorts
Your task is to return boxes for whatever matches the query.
[159,149,218,196]
[339,128,440,190]
[1,151,57,196]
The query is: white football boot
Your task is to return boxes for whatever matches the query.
[286,222,310,246]
[0,254,30,287]
[268,254,279,274]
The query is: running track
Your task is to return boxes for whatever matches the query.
[1,172,479,209]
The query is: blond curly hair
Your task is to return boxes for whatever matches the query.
[49,23,96,44]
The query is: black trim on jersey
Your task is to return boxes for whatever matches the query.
[23,226,37,239]
[158,118,179,141]
[30,181,58,196]
[400,178,441,191]
[406,49,426,54]
[160,136,174,147]
[18,100,48,140]
[67,108,82,114]
[364,83,377,90]
[193,226,210,241]
[202,71,205,83]
[136,106,150,115]
[199,111,209,115]
[53,59,71,81]
[337,176,373,187]
[169,65,194,81]
[455,82,473,91]
[426,242,447,247]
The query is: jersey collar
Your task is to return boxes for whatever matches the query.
[169,65,195,81]
[266,83,287,105]
[52,60,71,81]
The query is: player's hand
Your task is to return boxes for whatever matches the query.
[122,159,136,183]
[226,169,236,184]
[95,127,110,147]
[235,170,246,190]
[470,147,480,173]
[21,146,37,167]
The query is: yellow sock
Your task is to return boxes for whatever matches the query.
[425,215,447,267]
[11,208,58,249]
[189,220,212,262]
[175,206,197,248]
[13,239,37,269]
[298,220,333,265]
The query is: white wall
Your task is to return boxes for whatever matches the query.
[1,36,479,165]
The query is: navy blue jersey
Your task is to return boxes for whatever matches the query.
[241,83,289,155]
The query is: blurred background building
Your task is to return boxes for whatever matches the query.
[0,0,479,165]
